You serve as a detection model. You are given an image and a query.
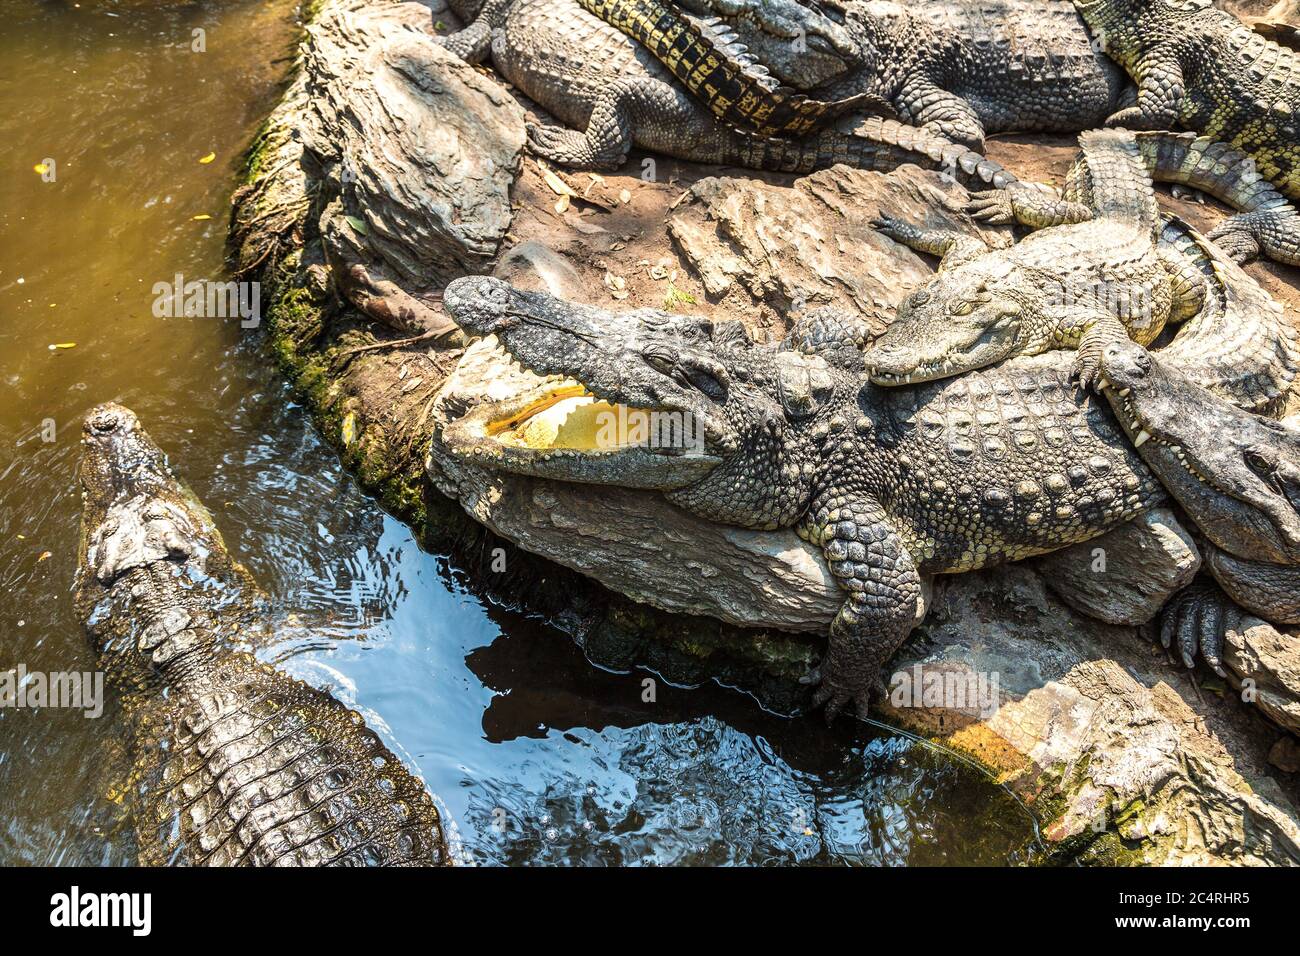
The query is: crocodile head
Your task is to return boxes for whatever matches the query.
[441,277,839,529]
[1098,340,1300,565]
[76,404,253,670]
[864,262,1033,385]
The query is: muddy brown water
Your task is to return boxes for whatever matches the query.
[0,0,1041,864]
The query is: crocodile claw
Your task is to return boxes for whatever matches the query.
[871,214,919,245]
[966,190,1015,225]
[1072,345,1107,395]
[802,660,880,725]
[1161,581,1235,678]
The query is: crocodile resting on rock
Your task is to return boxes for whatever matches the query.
[75,404,448,866]
[1097,339,1300,672]
[610,0,1300,267]
[438,0,1015,186]
[433,270,1295,720]
[866,129,1205,390]
[865,128,1300,400]
[1076,0,1300,265]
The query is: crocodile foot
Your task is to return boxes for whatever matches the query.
[966,190,1016,225]
[1208,210,1300,269]
[1073,341,1107,394]
[526,122,625,170]
[870,214,925,247]
[1161,579,1237,677]
[801,657,886,725]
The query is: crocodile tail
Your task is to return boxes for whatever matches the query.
[1133,130,1296,214]
[1159,218,1299,416]
[577,0,888,137]
[729,118,1018,190]
[1073,129,1162,231]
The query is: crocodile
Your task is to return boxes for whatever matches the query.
[864,128,1300,393]
[437,0,1015,185]
[863,129,1204,391]
[75,404,449,866]
[1097,338,1300,671]
[573,0,1300,265]
[725,0,1133,151]
[434,277,1191,721]
[1075,0,1300,266]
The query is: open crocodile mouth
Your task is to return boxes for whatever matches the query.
[440,339,722,488]
[480,382,669,454]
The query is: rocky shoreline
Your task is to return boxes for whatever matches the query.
[230,0,1300,863]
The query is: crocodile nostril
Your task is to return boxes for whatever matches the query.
[89,410,123,435]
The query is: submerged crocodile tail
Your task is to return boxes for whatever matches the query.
[1159,220,1299,415]
[1135,131,1295,215]
[577,0,883,137]
[731,117,1017,188]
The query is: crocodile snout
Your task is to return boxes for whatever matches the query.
[442,276,515,336]
[84,403,143,439]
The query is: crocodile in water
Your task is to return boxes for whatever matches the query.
[75,404,449,866]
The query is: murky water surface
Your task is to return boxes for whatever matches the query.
[0,0,1041,865]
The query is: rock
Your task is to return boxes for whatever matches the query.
[493,241,584,298]
[668,165,1006,330]
[1271,736,1300,773]
[1034,509,1202,626]
[1224,617,1300,736]
[882,566,1300,864]
[299,0,526,288]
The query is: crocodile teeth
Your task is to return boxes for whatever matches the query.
[1119,388,1131,397]
[1134,429,1152,447]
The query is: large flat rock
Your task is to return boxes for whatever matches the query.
[299,0,525,287]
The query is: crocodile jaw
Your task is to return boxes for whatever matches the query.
[441,360,722,490]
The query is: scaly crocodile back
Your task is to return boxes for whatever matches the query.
[127,645,447,867]
[1077,0,1300,200]
[577,0,888,136]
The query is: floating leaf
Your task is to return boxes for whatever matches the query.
[191,214,211,221]
[33,163,49,175]
[48,342,76,350]
[345,215,368,234]
[198,152,216,164]
[341,411,357,446]
[37,551,51,563]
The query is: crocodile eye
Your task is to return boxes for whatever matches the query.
[1245,449,1273,475]
[643,345,676,375]
[949,300,975,316]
